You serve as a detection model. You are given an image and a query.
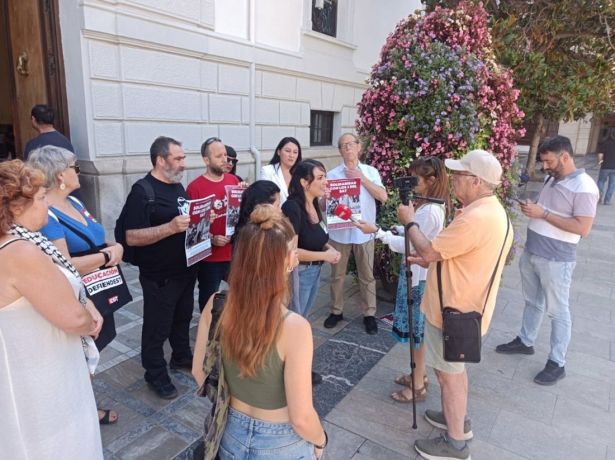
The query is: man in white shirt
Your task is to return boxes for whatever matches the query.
[325,133,388,334]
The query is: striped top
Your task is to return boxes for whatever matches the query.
[526,169,598,262]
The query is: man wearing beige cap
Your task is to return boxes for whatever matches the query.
[398,150,513,460]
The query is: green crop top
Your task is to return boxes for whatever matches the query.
[222,311,292,410]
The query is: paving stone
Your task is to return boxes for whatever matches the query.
[313,334,327,349]
[99,358,146,390]
[321,420,366,460]
[488,409,608,460]
[512,359,610,410]
[170,397,210,434]
[130,379,191,412]
[100,403,147,446]
[99,345,125,366]
[325,406,425,458]
[114,323,143,350]
[466,367,557,425]
[350,439,415,459]
[573,316,615,341]
[115,425,189,460]
[465,439,530,460]
[312,312,353,335]
[552,397,615,448]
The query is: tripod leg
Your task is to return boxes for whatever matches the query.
[405,230,418,430]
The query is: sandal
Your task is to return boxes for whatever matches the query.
[98,409,118,425]
[390,385,427,403]
[394,374,429,390]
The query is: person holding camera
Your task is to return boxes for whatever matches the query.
[401,150,512,460]
[324,134,388,334]
[354,156,449,404]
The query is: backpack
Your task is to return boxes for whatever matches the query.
[114,178,155,265]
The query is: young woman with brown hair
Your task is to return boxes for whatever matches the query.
[355,155,450,403]
[193,204,327,460]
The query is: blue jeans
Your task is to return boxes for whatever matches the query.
[197,261,230,312]
[597,169,615,204]
[297,264,322,319]
[218,407,316,460]
[518,250,576,366]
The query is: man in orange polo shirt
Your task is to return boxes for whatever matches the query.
[399,150,512,460]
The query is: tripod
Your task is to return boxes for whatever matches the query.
[400,191,444,429]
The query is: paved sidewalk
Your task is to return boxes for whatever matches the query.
[97,155,615,460]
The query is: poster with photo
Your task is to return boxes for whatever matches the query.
[184,194,215,266]
[326,178,362,230]
[225,185,246,237]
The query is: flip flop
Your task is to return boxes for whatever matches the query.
[98,409,118,425]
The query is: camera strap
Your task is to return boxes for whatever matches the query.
[437,219,510,315]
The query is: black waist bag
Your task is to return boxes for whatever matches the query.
[437,220,510,364]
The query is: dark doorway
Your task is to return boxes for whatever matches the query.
[0,0,69,159]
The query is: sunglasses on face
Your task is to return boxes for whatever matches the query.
[69,164,81,174]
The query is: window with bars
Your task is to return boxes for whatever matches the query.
[310,111,334,146]
[311,0,337,38]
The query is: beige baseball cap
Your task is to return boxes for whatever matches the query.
[445,149,502,185]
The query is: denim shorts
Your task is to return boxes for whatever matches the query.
[218,407,317,460]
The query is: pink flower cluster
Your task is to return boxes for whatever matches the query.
[357,1,525,211]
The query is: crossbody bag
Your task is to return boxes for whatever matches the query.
[437,220,510,363]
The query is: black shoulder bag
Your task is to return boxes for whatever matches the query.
[437,220,510,363]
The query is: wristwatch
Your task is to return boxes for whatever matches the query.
[372,223,381,234]
[102,252,110,265]
[405,222,420,231]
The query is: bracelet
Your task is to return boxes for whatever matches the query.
[102,252,110,265]
[405,221,420,232]
[314,430,328,450]
[541,210,550,220]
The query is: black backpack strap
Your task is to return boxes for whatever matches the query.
[209,290,228,341]
[136,178,155,214]
[437,261,444,313]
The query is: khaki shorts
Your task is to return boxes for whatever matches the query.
[424,319,465,375]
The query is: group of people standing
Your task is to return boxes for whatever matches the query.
[0,122,600,460]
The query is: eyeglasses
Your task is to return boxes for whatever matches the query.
[227,158,238,164]
[339,141,358,150]
[69,164,81,174]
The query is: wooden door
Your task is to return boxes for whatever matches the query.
[5,0,48,156]
[3,0,68,158]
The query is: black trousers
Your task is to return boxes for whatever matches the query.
[197,261,230,313]
[139,274,196,383]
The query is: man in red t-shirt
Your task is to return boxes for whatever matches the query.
[187,137,239,311]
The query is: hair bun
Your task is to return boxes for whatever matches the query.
[249,204,278,230]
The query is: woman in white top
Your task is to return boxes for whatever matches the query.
[260,137,302,204]
[0,160,103,459]
[356,156,449,403]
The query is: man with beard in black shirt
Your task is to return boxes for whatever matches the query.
[124,136,196,399]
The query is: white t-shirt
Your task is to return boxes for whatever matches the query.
[327,162,386,245]
[377,203,445,286]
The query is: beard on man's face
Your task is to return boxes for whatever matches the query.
[162,162,184,183]
[208,162,225,176]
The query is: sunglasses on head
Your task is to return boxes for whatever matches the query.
[203,137,221,148]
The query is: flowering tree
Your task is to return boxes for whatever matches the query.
[356,2,525,285]
[425,0,615,180]
[357,1,525,213]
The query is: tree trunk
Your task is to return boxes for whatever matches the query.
[526,114,546,181]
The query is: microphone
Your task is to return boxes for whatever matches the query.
[334,204,359,223]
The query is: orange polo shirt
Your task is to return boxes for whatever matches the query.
[420,195,513,334]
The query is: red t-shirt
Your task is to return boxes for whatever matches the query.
[186,173,239,262]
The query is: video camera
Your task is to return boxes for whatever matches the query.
[392,176,419,205]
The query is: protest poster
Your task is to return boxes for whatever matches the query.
[326,178,361,230]
[225,185,246,237]
[185,194,215,266]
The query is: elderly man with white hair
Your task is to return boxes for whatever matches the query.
[398,150,513,460]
